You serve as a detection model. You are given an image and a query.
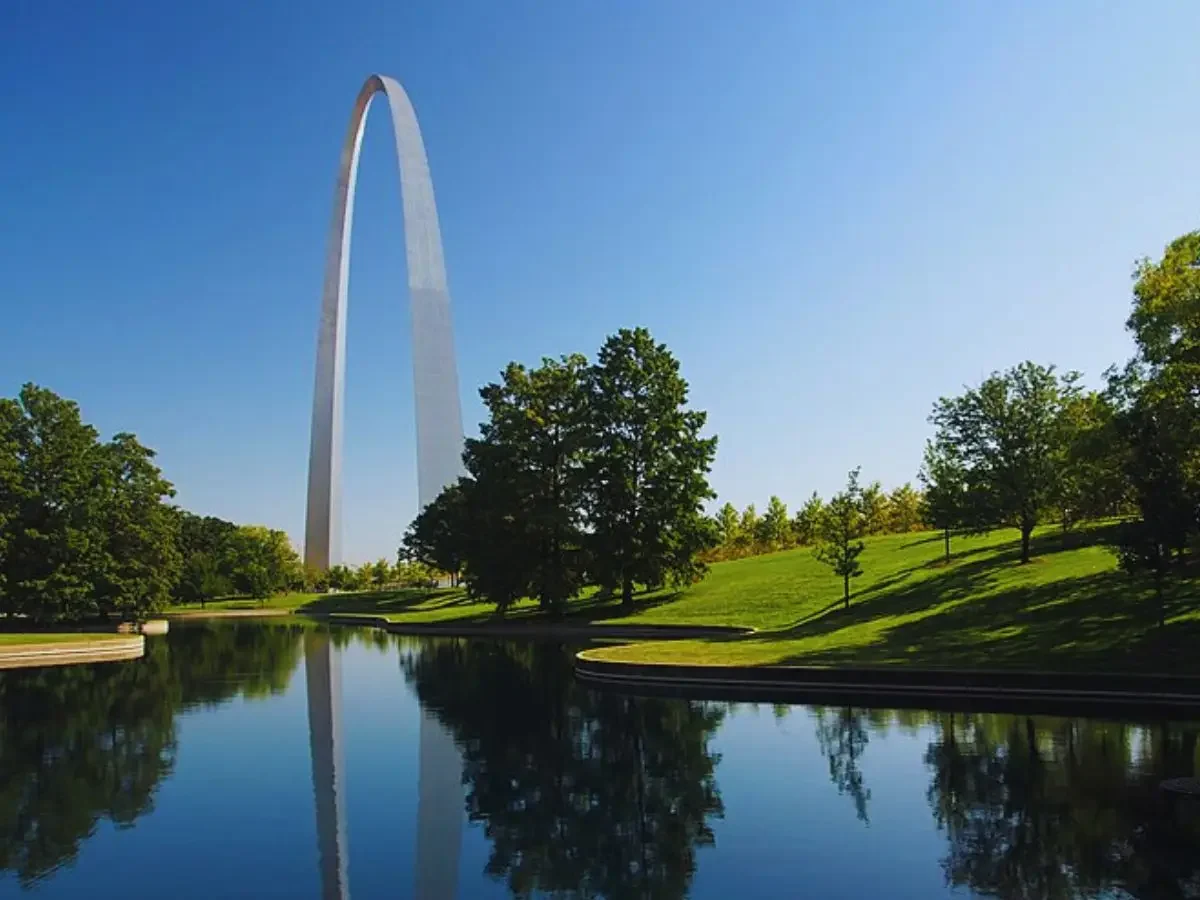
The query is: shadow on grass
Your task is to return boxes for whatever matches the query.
[298,585,684,625]
[760,545,1200,673]
[298,588,466,616]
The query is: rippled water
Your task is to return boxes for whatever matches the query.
[0,622,1197,899]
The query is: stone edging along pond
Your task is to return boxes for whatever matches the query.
[0,635,145,670]
[572,652,1200,711]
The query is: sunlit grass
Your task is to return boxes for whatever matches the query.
[0,633,125,645]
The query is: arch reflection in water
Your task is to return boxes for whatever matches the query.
[304,630,463,900]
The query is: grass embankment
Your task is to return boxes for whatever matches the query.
[586,524,1200,673]
[165,523,1200,673]
[0,632,125,645]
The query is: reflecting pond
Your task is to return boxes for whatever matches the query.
[0,623,1197,899]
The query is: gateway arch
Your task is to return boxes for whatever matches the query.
[303,76,465,900]
[305,73,465,571]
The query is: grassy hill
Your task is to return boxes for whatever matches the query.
[175,523,1200,673]
[587,524,1200,673]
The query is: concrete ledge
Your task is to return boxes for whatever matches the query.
[320,613,751,641]
[574,654,1200,713]
[0,636,145,670]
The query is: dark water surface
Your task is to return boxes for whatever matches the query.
[1,623,1198,899]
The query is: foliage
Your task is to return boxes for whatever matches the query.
[0,385,181,623]
[407,328,718,613]
[585,328,718,605]
[0,621,305,886]
[814,468,867,608]
[930,362,1082,563]
[402,640,725,899]
[886,483,924,534]
[759,495,791,549]
[792,492,825,547]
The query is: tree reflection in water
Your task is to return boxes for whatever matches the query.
[808,704,1200,899]
[0,622,305,887]
[401,639,726,899]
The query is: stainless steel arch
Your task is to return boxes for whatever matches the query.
[304,74,465,571]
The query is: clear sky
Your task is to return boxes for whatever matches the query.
[2,1,1198,563]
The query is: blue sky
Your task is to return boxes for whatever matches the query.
[2,1,1198,563]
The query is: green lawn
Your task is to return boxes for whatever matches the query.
[164,523,1200,673]
[163,592,317,614]
[584,524,1200,673]
[0,632,125,645]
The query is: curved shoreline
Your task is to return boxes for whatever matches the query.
[0,635,145,670]
[321,613,752,641]
[574,653,1200,712]
[158,610,1200,710]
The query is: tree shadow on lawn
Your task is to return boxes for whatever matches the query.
[298,588,469,616]
[299,585,683,625]
[763,556,1199,674]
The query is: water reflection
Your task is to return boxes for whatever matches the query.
[304,631,350,900]
[0,628,1197,898]
[803,706,1200,899]
[304,629,464,900]
[401,640,726,898]
[0,622,304,887]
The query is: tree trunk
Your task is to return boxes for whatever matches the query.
[1155,562,1166,630]
[943,528,950,563]
[1020,525,1032,564]
[843,573,850,610]
[622,569,634,608]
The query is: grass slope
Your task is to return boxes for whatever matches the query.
[0,633,125,645]
[166,523,1200,673]
[588,524,1200,673]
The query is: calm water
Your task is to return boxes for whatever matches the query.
[1,624,1197,899]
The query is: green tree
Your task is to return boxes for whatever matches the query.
[930,363,1081,563]
[760,495,791,550]
[859,480,889,535]
[1109,231,1200,620]
[402,481,468,585]
[737,503,759,553]
[177,552,231,607]
[920,439,969,563]
[814,468,866,609]
[92,433,181,621]
[886,483,924,534]
[224,525,299,599]
[0,385,108,622]
[585,328,718,607]
[715,501,741,549]
[791,492,824,546]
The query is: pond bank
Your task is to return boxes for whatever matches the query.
[0,635,145,669]
[573,652,1200,712]
[320,613,752,641]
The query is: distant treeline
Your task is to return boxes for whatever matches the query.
[704,482,927,562]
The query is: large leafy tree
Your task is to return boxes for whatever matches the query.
[224,525,300,599]
[92,433,181,620]
[1,385,115,622]
[814,468,866,609]
[1109,231,1200,619]
[929,362,1080,564]
[401,480,469,585]
[464,355,591,612]
[585,328,718,606]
